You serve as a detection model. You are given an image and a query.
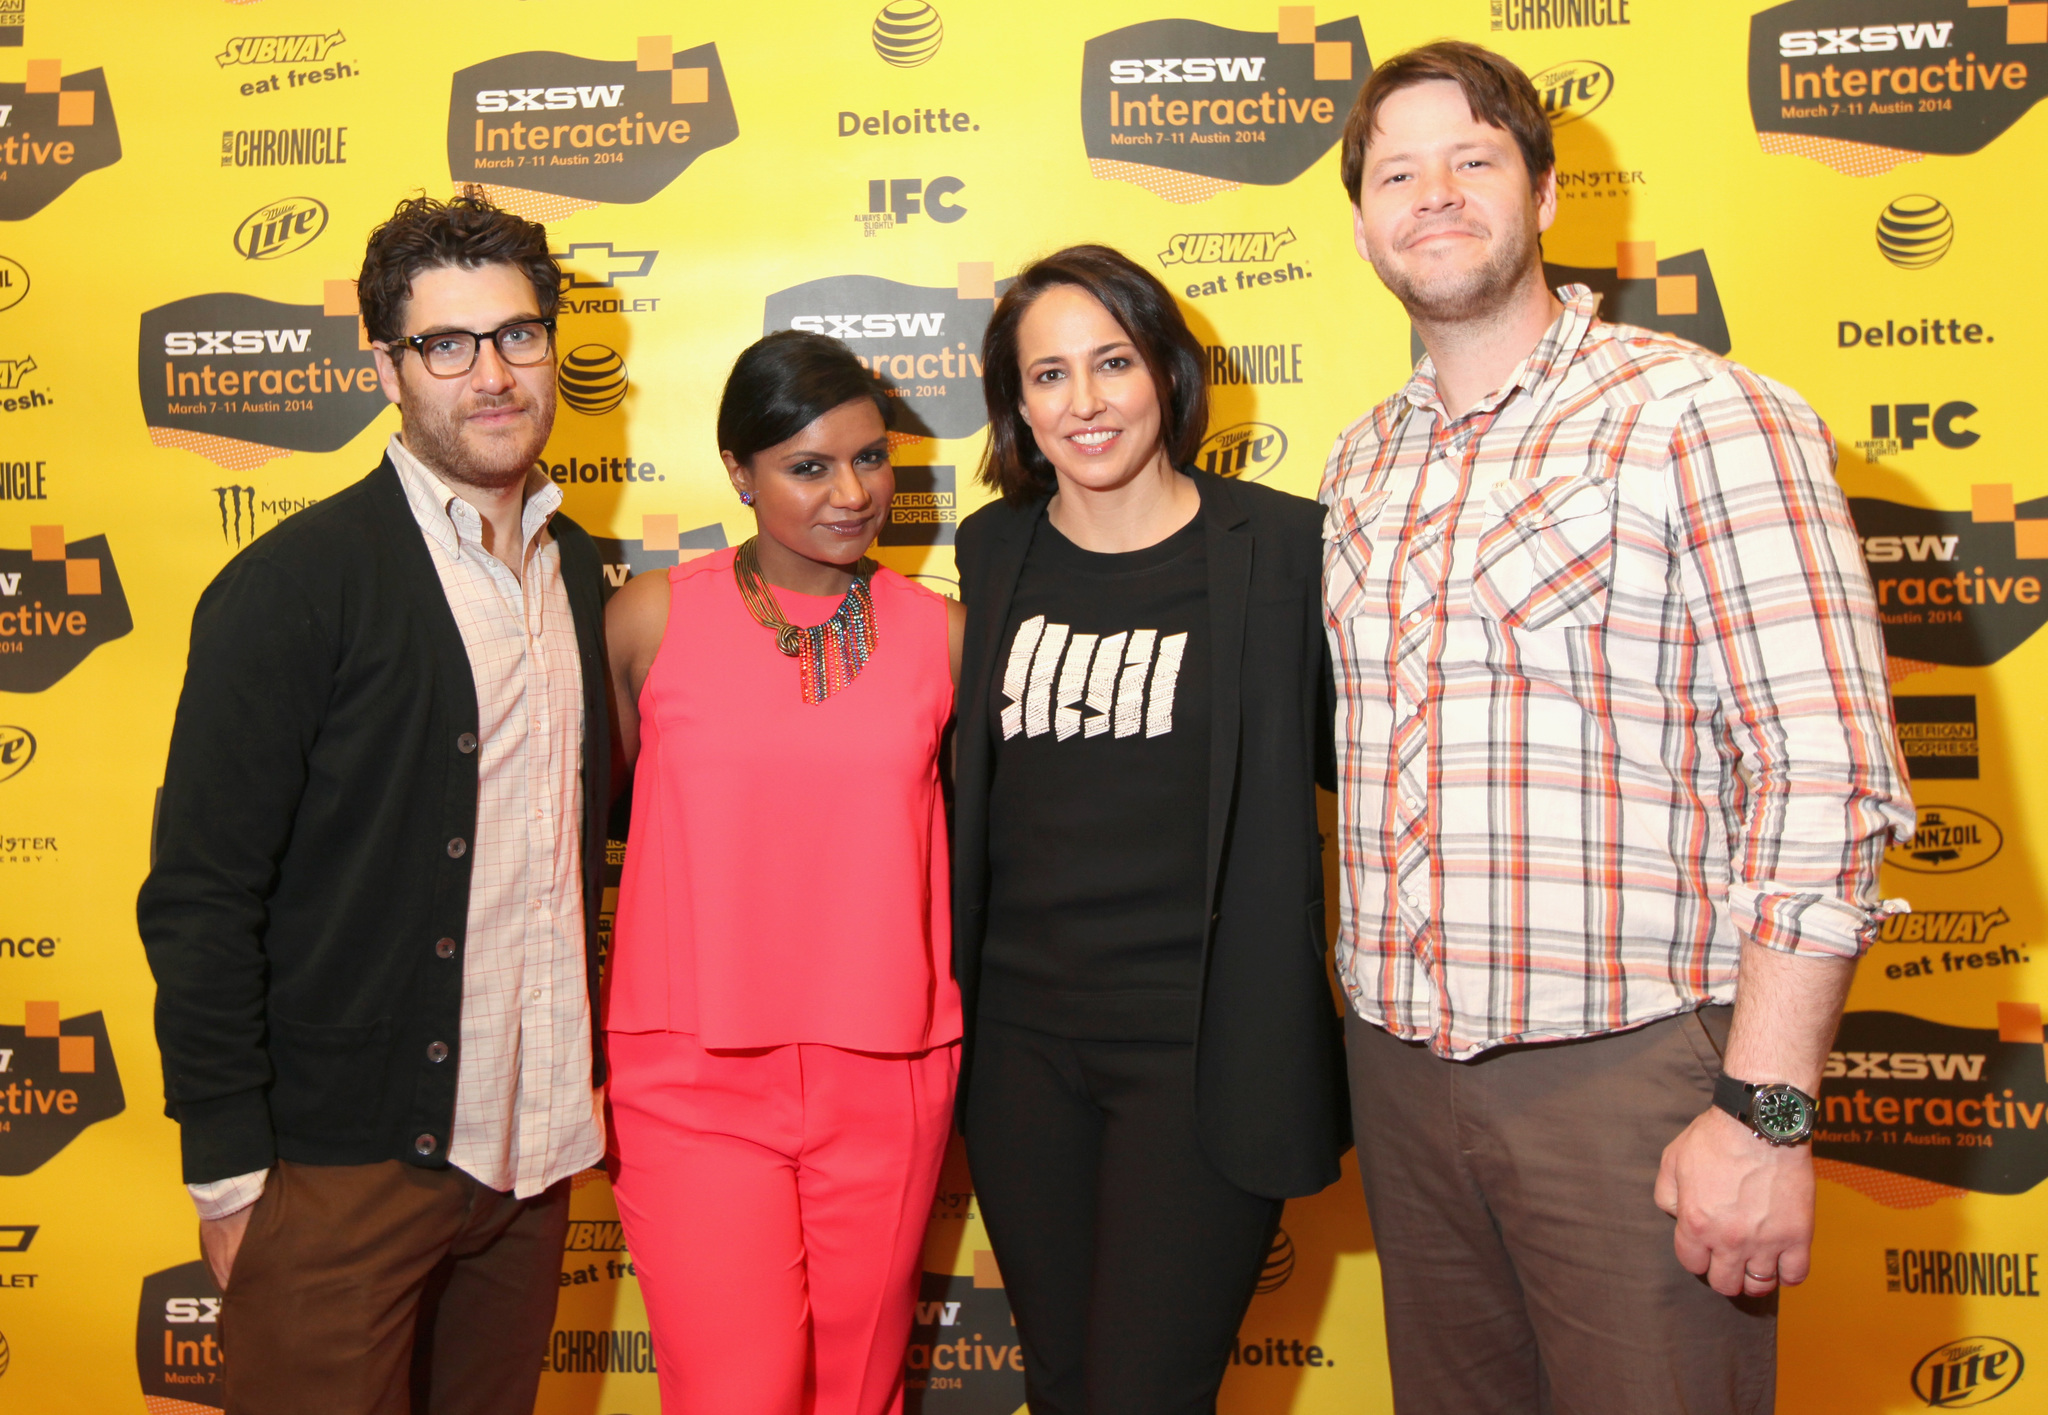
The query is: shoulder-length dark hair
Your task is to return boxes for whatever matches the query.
[977,245,1208,504]
[717,329,894,465]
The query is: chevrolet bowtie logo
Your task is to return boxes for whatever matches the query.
[553,243,658,289]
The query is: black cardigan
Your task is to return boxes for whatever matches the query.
[953,468,1349,1199]
[137,457,611,1185]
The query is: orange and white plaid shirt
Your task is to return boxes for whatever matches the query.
[1321,286,1914,1060]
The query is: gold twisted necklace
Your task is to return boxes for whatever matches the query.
[732,537,879,704]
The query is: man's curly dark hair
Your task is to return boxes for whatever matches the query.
[356,191,560,346]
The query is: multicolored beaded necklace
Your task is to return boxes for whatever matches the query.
[732,537,879,704]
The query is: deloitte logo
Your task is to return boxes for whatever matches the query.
[873,3,943,68]
[559,344,627,415]
[1878,195,1954,269]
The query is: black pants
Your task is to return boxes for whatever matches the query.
[963,1018,1281,1415]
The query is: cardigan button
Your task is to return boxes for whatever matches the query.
[447,837,467,859]
[414,1133,438,1156]
[457,732,478,754]
[426,1041,450,1063]
[435,937,457,959]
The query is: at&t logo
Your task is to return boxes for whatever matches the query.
[1879,195,1954,269]
[872,3,943,68]
[1912,1336,2024,1406]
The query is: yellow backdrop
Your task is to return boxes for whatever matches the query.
[3,1,2045,1411]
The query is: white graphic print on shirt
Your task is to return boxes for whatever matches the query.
[999,614,1188,741]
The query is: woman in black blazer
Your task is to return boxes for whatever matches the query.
[952,244,1347,1415]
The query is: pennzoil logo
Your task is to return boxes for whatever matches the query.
[1887,806,2002,875]
[0,526,132,693]
[1081,14,1368,202]
[232,196,328,261]
[448,37,739,209]
[138,286,387,469]
[0,59,121,220]
[1749,0,2046,177]
[1911,1335,2025,1407]
[764,267,1011,440]
[1531,59,1613,125]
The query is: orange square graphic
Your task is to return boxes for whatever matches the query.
[58,1034,94,1073]
[323,279,360,317]
[1314,41,1352,82]
[66,557,101,595]
[637,36,672,71]
[2013,5,2048,44]
[641,514,679,552]
[57,89,94,127]
[1971,483,2017,523]
[672,67,708,105]
[957,261,995,301]
[24,1000,59,1037]
[1655,275,1698,316]
[25,59,58,93]
[1999,1000,2046,1044]
[1616,241,1658,280]
[1278,6,1316,44]
[29,524,65,560]
[2014,519,2048,560]
[973,1249,1005,1289]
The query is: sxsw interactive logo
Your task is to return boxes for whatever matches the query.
[232,196,328,261]
[136,1260,225,1409]
[765,264,1010,440]
[1531,59,1613,125]
[1751,0,2046,176]
[1851,486,2048,671]
[138,282,387,471]
[905,1264,1025,1410]
[588,516,729,592]
[1911,1335,2025,1407]
[449,36,739,217]
[858,176,965,234]
[0,57,121,219]
[1082,11,1367,202]
[0,525,132,693]
[0,1001,126,1176]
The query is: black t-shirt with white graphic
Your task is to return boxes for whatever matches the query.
[983,510,1209,1043]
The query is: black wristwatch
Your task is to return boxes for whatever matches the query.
[1712,1073,1817,1146]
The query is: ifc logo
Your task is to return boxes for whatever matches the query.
[1878,196,1954,270]
[558,345,627,415]
[873,2,943,68]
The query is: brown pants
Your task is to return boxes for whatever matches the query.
[1346,1006,1776,1415]
[219,1159,570,1415]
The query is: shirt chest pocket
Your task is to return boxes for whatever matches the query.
[1322,490,1392,622]
[1470,475,1616,631]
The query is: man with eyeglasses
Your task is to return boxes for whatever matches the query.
[139,193,610,1415]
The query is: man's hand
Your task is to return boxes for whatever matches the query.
[1655,1103,1814,1298]
[199,1207,253,1292]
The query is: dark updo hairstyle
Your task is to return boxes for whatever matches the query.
[977,244,1208,504]
[717,330,894,465]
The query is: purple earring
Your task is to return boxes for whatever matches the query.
[739,490,754,506]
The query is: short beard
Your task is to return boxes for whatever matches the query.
[1371,215,1542,328]
[398,376,554,494]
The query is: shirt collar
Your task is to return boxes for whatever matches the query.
[386,432,561,559]
[1398,283,1603,425]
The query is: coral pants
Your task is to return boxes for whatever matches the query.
[606,1030,957,1415]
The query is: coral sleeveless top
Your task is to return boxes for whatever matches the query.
[605,549,961,1053]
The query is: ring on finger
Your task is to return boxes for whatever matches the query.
[1744,1269,1775,1283]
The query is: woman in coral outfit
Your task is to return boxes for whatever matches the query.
[603,330,964,1415]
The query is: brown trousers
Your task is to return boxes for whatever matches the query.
[1346,1006,1777,1415]
[218,1160,570,1415]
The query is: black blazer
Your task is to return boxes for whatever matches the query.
[138,457,611,1184]
[952,468,1348,1199]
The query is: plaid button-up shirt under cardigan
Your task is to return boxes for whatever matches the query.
[1320,287,1914,1060]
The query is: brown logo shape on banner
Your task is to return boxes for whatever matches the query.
[1817,1007,2048,1196]
[1081,15,1369,201]
[1749,0,2047,177]
[135,1260,225,1410]
[0,528,133,693]
[905,1269,1025,1411]
[878,466,957,547]
[0,1004,126,1176]
[447,40,739,210]
[0,62,122,220]
[1849,488,2048,669]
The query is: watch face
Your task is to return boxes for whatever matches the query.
[1752,1086,1813,1142]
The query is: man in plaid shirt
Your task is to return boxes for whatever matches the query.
[1322,43,1912,1412]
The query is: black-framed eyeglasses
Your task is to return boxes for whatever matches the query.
[388,318,556,378]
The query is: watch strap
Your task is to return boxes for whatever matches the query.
[1712,1070,1754,1126]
